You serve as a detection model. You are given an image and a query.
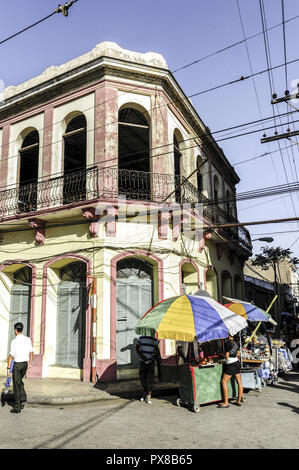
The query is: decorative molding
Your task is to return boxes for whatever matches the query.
[28,218,46,245]
[198,231,212,252]
[158,210,171,239]
[82,207,99,238]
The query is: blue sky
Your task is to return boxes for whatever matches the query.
[0,0,299,259]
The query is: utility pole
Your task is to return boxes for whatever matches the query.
[88,275,97,384]
[261,84,299,144]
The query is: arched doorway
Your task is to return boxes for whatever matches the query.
[116,258,153,367]
[56,261,87,368]
[18,130,39,212]
[234,275,243,300]
[222,271,232,299]
[206,268,218,300]
[8,267,32,352]
[173,132,182,203]
[118,107,150,199]
[63,113,87,203]
[181,262,198,294]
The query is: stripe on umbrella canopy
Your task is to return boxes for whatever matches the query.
[241,303,271,321]
[156,295,196,342]
[187,296,229,342]
[225,302,248,319]
[135,296,178,337]
[227,302,270,321]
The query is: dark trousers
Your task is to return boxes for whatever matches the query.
[139,361,155,395]
[12,362,28,411]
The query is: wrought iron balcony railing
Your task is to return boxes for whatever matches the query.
[0,166,252,253]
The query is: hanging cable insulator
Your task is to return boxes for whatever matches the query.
[285,90,290,96]
[56,1,74,17]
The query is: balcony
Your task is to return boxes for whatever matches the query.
[0,166,252,253]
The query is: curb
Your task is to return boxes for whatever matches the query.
[26,385,179,406]
[27,392,120,406]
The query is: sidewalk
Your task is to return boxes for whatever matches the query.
[1,376,178,406]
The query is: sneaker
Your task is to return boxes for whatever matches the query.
[140,394,146,402]
[145,395,152,404]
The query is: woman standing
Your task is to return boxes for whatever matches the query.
[218,334,243,408]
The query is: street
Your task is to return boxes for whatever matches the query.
[1,372,298,449]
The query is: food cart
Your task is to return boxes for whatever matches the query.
[176,362,235,412]
[136,294,248,413]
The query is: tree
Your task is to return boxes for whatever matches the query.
[251,246,299,332]
[251,246,298,281]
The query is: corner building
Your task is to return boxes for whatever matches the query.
[0,42,252,382]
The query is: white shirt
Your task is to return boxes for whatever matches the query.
[10,334,34,362]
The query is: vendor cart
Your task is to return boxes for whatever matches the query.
[241,360,264,391]
[176,362,235,412]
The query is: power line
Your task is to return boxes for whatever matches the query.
[0,1,79,46]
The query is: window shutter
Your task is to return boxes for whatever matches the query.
[117,277,153,366]
[56,282,82,368]
[8,285,30,353]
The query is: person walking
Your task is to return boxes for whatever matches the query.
[136,335,161,404]
[7,322,34,414]
[218,334,243,408]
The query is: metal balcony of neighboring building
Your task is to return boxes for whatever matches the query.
[0,166,252,254]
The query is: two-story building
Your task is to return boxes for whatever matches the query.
[0,42,252,382]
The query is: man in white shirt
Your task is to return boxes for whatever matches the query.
[7,322,34,414]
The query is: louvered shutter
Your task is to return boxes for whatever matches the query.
[116,277,153,366]
[8,285,31,354]
[56,281,83,368]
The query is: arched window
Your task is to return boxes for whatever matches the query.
[18,130,39,212]
[174,133,182,203]
[222,271,232,299]
[116,258,153,367]
[118,107,150,199]
[63,114,87,203]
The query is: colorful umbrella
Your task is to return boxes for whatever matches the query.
[135,295,248,343]
[224,301,274,323]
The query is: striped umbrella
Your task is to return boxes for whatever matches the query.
[135,295,248,343]
[224,301,274,323]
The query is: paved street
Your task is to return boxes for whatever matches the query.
[0,371,298,449]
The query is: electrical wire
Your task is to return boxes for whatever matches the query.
[0,1,80,46]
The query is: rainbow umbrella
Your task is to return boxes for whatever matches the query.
[135,295,248,343]
[224,300,275,323]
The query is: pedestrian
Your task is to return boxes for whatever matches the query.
[7,322,34,414]
[218,334,243,408]
[136,335,161,404]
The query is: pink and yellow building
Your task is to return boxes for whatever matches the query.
[0,42,252,382]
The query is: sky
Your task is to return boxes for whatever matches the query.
[0,0,299,260]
